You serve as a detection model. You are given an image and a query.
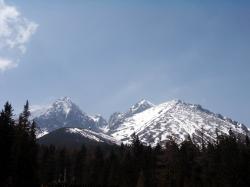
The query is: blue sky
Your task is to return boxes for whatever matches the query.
[0,0,250,125]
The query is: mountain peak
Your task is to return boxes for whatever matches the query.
[52,97,74,115]
[54,96,73,105]
[58,96,72,102]
[31,97,76,118]
[129,99,154,115]
[136,99,154,106]
[167,99,213,114]
[32,97,108,137]
[166,99,183,105]
[109,98,249,146]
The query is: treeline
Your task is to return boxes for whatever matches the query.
[0,101,250,187]
[0,101,37,186]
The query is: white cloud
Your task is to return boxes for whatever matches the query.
[0,0,38,71]
[0,57,17,71]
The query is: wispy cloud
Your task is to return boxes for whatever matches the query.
[0,0,38,71]
[0,57,17,71]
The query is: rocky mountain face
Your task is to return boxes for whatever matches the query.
[31,97,107,137]
[32,97,249,146]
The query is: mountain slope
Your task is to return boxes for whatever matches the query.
[38,127,118,148]
[31,97,107,137]
[108,100,249,146]
[108,99,155,130]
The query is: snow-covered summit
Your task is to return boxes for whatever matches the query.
[31,97,108,137]
[108,99,249,146]
[52,96,75,115]
[31,97,78,118]
[128,99,155,115]
[108,99,155,130]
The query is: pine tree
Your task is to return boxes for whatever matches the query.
[155,143,162,154]
[13,101,39,186]
[0,102,15,186]
[245,135,250,147]
[18,100,31,132]
[131,133,143,157]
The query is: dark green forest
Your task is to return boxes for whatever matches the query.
[0,101,250,187]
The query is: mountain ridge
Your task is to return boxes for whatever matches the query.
[38,127,117,148]
[31,97,249,146]
[108,99,249,145]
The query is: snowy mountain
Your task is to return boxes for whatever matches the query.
[108,99,155,130]
[108,100,250,146]
[31,97,107,137]
[127,99,155,116]
[38,127,118,148]
[32,97,249,147]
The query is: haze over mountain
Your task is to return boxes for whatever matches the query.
[31,97,249,146]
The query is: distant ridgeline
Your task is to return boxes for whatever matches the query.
[1,101,250,186]
[33,97,250,147]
